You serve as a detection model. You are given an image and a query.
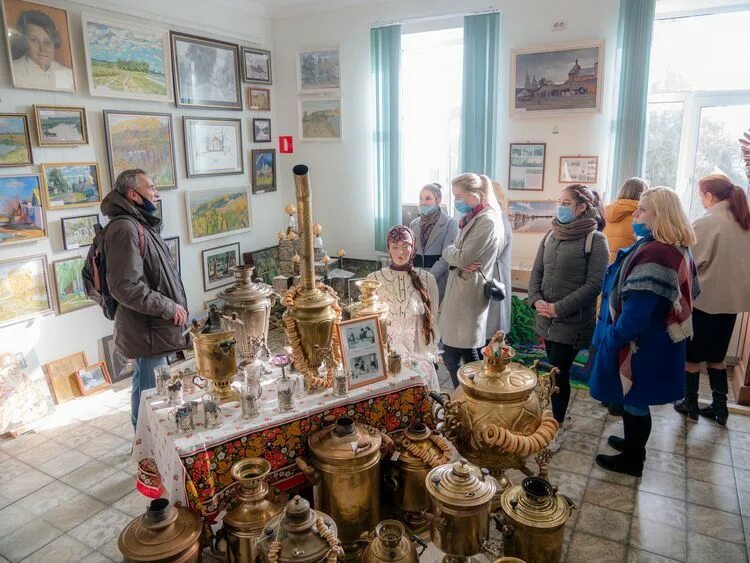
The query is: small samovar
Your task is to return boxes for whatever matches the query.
[349,279,389,345]
[361,520,420,563]
[190,308,238,402]
[219,265,276,355]
[223,457,287,563]
[495,476,576,563]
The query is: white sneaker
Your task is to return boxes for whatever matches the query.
[547,428,564,452]
[564,415,574,430]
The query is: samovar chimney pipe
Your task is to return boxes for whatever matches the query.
[293,164,315,291]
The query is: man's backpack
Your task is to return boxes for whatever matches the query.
[82,217,145,321]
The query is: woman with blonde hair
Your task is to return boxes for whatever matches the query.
[486,181,513,337]
[439,173,504,387]
[603,177,648,262]
[590,187,698,476]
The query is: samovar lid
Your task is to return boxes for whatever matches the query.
[309,417,382,461]
[425,459,496,508]
[118,498,201,561]
[457,359,537,402]
[499,477,572,531]
[219,265,275,303]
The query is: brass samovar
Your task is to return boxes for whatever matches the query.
[191,308,238,402]
[218,265,275,355]
[349,279,389,345]
[361,520,420,563]
[281,165,341,390]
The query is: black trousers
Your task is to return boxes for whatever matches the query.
[545,340,579,424]
[443,344,481,388]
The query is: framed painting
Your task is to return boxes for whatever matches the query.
[297,47,340,93]
[40,162,101,210]
[101,334,134,384]
[508,143,546,191]
[0,113,33,167]
[559,155,599,184]
[61,214,98,250]
[183,116,243,177]
[0,253,52,328]
[170,31,241,110]
[242,46,271,84]
[248,87,271,111]
[299,97,341,141]
[510,40,604,116]
[33,105,87,146]
[251,148,276,194]
[252,118,271,142]
[51,255,94,315]
[202,242,240,291]
[247,246,280,284]
[104,110,176,190]
[337,315,387,390]
[0,174,46,246]
[0,349,54,432]
[507,200,558,234]
[164,235,181,273]
[82,15,172,102]
[2,0,77,91]
[185,186,251,243]
[75,361,111,395]
[42,351,86,404]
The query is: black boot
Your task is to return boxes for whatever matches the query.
[674,371,700,420]
[608,404,625,417]
[707,367,729,426]
[607,435,646,461]
[596,411,651,477]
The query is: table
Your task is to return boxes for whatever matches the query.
[133,361,435,520]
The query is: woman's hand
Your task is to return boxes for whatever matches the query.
[546,303,558,318]
[534,300,551,318]
[464,261,482,273]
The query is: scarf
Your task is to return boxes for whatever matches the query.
[551,207,598,240]
[459,201,488,229]
[419,208,440,249]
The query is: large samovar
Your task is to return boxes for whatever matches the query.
[349,279,389,345]
[360,520,420,563]
[191,308,238,402]
[218,265,275,355]
[281,165,341,390]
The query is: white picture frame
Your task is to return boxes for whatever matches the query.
[298,97,342,142]
[559,155,599,184]
[201,242,240,291]
[183,116,244,177]
[337,315,387,390]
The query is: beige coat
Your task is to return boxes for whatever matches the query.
[693,200,750,314]
[439,207,503,348]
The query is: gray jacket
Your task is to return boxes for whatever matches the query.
[486,210,513,338]
[101,191,189,359]
[410,210,459,301]
[528,230,608,349]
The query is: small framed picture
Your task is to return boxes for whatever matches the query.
[0,113,33,167]
[248,87,271,111]
[33,105,88,146]
[202,242,240,291]
[299,97,341,141]
[252,118,271,142]
[51,256,95,314]
[337,315,387,390]
[40,162,102,210]
[61,214,98,250]
[251,148,276,194]
[75,361,111,395]
[0,174,46,246]
[559,155,599,184]
[101,334,134,384]
[242,47,271,84]
[183,116,244,178]
[508,143,546,191]
[297,47,340,93]
[164,235,181,273]
[42,351,87,403]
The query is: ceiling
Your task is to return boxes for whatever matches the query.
[240,0,392,18]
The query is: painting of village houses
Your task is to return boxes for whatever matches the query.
[40,163,102,210]
[0,175,46,246]
[512,42,603,114]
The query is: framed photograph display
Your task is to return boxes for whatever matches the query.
[104,110,177,190]
[42,351,86,403]
[242,47,271,84]
[51,255,95,314]
[559,155,599,184]
[2,0,77,91]
[183,116,243,177]
[202,242,240,291]
[170,31,241,110]
[251,148,276,194]
[299,97,342,141]
[508,200,559,234]
[61,214,98,250]
[297,47,340,93]
[33,105,87,146]
[101,334,134,384]
[75,361,111,395]
[248,87,271,111]
[164,235,180,273]
[185,186,251,243]
[508,143,546,191]
[0,174,46,246]
[40,162,102,210]
[0,113,33,167]
[252,118,271,142]
[337,315,387,390]
[0,253,52,328]
[82,15,172,102]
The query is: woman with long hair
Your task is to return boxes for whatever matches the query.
[603,177,648,262]
[486,181,513,337]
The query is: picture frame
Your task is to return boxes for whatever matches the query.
[0,174,46,246]
[51,255,95,315]
[40,162,102,210]
[82,15,173,102]
[75,361,111,395]
[508,200,558,234]
[251,148,276,194]
[185,186,252,243]
[170,31,241,110]
[33,105,88,146]
[0,253,52,328]
[242,46,272,84]
[337,315,387,390]
[202,242,240,291]
[42,351,86,403]
[510,40,605,116]
[297,47,340,93]
[2,0,77,92]
[1,349,53,432]
[183,116,243,177]
[298,97,342,141]
[248,87,271,111]
[0,113,33,167]
[508,143,546,192]
[559,155,599,184]
[61,214,98,250]
[252,118,271,142]
[164,235,180,273]
[247,246,280,284]
[101,334,134,384]
[104,110,177,190]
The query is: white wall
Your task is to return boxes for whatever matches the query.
[0,0,277,367]
[271,0,621,267]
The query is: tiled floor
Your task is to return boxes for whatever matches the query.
[1,334,748,562]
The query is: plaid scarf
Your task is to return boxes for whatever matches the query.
[419,208,440,249]
[459,201,488,229]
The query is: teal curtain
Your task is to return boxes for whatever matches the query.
[371,25,401,252]
[460,13,500,177]
[610,0,656,189]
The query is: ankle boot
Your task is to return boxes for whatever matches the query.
[674,371,700,420]
[596,411,649,477]
[707,367,729,426]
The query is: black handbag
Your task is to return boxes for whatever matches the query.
[479,262,506,302]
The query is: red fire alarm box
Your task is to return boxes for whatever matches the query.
[279,136,294,154]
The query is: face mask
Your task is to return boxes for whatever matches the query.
[418,204,438,216]
[139,198,157,214]
[632,222,651,238]
[455,200,473,214]
[556,206,575,224]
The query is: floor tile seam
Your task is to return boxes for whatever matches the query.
[0,519,67,562]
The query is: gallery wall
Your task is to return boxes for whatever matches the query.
[0,0,278,368]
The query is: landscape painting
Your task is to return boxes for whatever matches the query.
[61,214,98,250]
[34,105,87,146]
[185,186,251,243]
[202,242,240,291]
[242,47,271,84]
[299,98,341,141]
[0,114,33,167]
[251,149,276,194]
[0,254,52,328]
[511,41,604,115]
[0,175,46,246]
[248,87,270,111]
[83,16,172,101]
[40,163,101,210]
[183,117,243,177]
[508,200,557,234]
[298,48,340,92]
[52,256,94,314]
[104,111,176,189]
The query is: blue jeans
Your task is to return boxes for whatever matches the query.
[131,356,168,428]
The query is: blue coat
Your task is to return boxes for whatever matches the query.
[589,238,686,407]
[411,210,459,302]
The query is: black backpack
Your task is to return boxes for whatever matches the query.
[82,216,145,321]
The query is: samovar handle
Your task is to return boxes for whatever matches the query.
[410,534,429,556]
[491,511,515,538]
[295,457,321,485]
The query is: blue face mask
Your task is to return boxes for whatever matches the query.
[418,204,438,216]
[632,222,651,238]
[137,198,157,214]
[556,206,575,224]
[455,200,473,214]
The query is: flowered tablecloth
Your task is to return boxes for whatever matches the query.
[133,362,434,520]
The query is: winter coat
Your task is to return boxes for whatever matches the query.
[486,210,513,338]
[603,199,638,262]
[439,207,503,349]
[410,210,459,302]
[528,230,609,349]
[101,191,189,359]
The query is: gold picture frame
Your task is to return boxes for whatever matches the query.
[75,361,111,396]
[0,253,52,328]
[42,351,87,403]
[337,314,387,390]
[40,162,102,210]
[51,255,95,315]
[33,104,88,146]
[0,113,33,167]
